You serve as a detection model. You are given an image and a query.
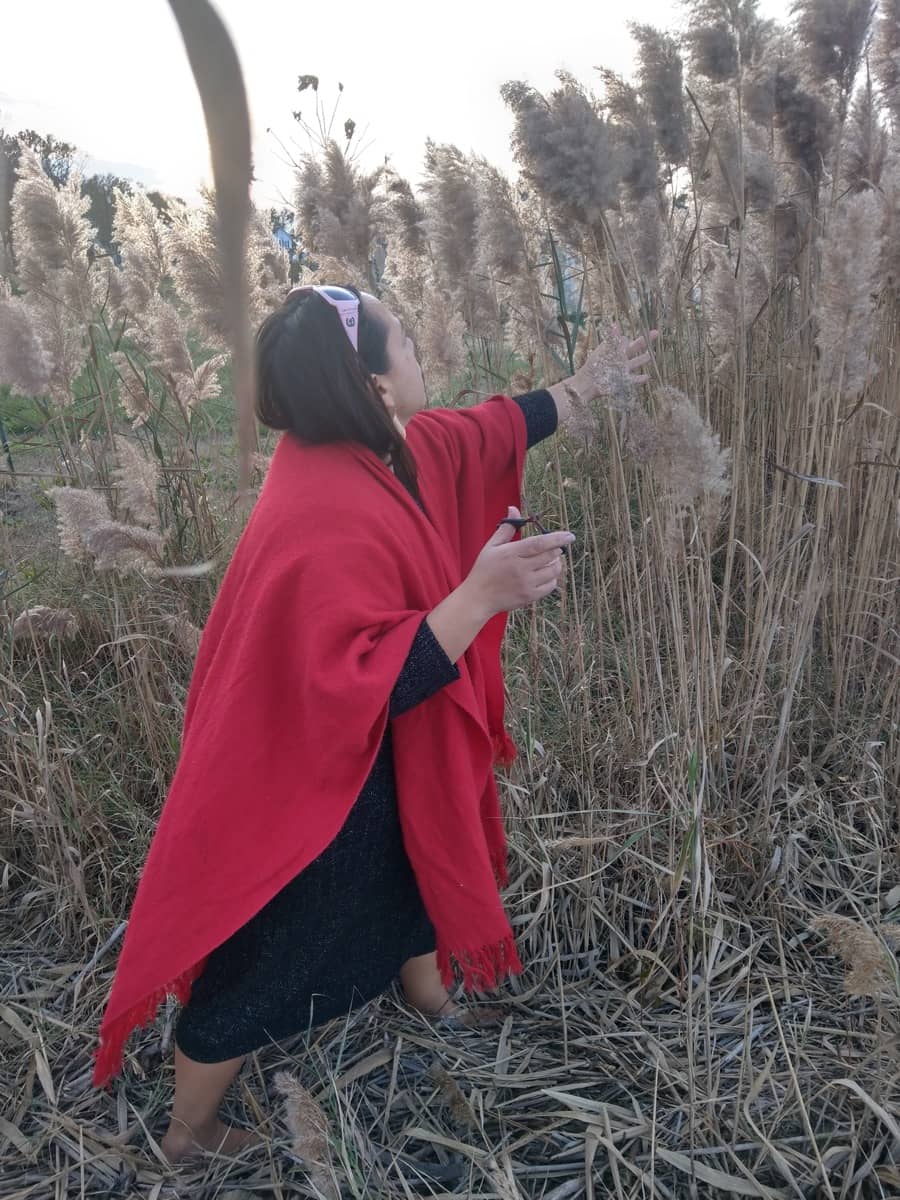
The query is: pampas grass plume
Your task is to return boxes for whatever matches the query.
[47,487,112,563]
[274,1070,338,1200]
[792,0,876,116]
[501,76,625,228]
[112,187,169,316]
[811,915,900,996]
[629,24,690,165]
[112,436,160,529]
[873,0,900,124]
[428,1063,477,1128]
[0,292,53,397]
[815,189,883,396]
[651,386,732,508]
[161,613,203,658]
[83,523,164,575]
[842,76,889,192]
[12,606,79,642]
[423,141,479,286]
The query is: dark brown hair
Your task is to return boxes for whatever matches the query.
[255,286,420,499]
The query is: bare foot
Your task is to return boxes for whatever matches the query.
[436,1004,506,1029]
[406,993,506,1028]
[161,1117,261,1163]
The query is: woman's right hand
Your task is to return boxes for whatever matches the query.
[463,506,575,619]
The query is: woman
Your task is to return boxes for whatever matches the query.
[92,284,655,1161]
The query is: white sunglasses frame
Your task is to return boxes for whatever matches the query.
[287,285,359,352]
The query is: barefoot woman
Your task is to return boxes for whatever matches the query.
[92,285,655,1159]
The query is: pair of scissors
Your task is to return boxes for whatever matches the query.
[497,506,570,554]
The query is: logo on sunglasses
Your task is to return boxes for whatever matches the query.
[346,316,356,327]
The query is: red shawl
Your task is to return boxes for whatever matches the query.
[92,395,527,1086]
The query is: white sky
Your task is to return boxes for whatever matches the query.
[1,0,793,209]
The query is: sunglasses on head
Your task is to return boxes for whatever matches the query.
[287,285,359,351]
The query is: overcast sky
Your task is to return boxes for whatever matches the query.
[1,0,793,208]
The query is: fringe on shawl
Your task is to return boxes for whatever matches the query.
[491,729,517,768]
[92,959,206,1087]
[437,933,523,993]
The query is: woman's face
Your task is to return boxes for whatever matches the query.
[362,294,427,426]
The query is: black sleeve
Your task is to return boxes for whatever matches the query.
[389,617,461,718]
[512,389,559,450]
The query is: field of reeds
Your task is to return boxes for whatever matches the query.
[2,0,900,1196]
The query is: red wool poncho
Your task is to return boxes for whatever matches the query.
[93,395,528,1086]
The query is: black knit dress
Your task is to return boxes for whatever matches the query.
[174,392,557,1062]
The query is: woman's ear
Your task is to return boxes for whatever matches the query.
[372,375,407,439]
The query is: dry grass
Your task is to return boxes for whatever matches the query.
[2,765,900,1198]
[3,0,900,1195]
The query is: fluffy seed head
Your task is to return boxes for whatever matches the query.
[274,1071,337,1200]
[872,0,900,124]
[11,145,94,292]
[0,293,53,396]
[842,76,889,192]
[501,76,626,228]
[649,386,732,508]
[774,67,836,181]
[83,522,164,575]
[472,158,529,281]
[811,915,900,996]
[161,613,203,658]
[630,24,690,165]
[792,0,877,117]
[12,606,79,642]
[47,487,112,562]
[422,141,480,285]
[111,187,169,315]
[112,436,160,529]
[815,188,883,396]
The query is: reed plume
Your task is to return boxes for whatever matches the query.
[112,435,159,529]
[880,149,900,292]
[47,487,113,563]
[274,1071,338,1200]
[296,140,383,286]
[422,142,480,293]
[873,0,900,124]
[472,159,529,282]
[167,192,287,347]
[0,288,53,397]
[686,0,774,82]
[650,386,732,510]
[10,145,93,302]
[501,76,626,228]
[599,72,658,202]
[84,522,164,575]
[385,171,428,257]
[47,485,165,575]
[109,350,152,427]
[791,0,876,121]
[842,74,889,192]
[815,188,883,396]
[629,24,690,165]
[811,915,900,997]
[11,606,79,642]
[111,187,169,316]
[773,67,836,183]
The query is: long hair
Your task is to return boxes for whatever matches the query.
[255,286,420,500]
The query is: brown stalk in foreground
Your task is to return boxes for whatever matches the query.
[165,0,256,496]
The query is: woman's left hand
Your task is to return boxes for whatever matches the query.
[576,323,659,396]
[548,324,659,426]
[617,323,659,385]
